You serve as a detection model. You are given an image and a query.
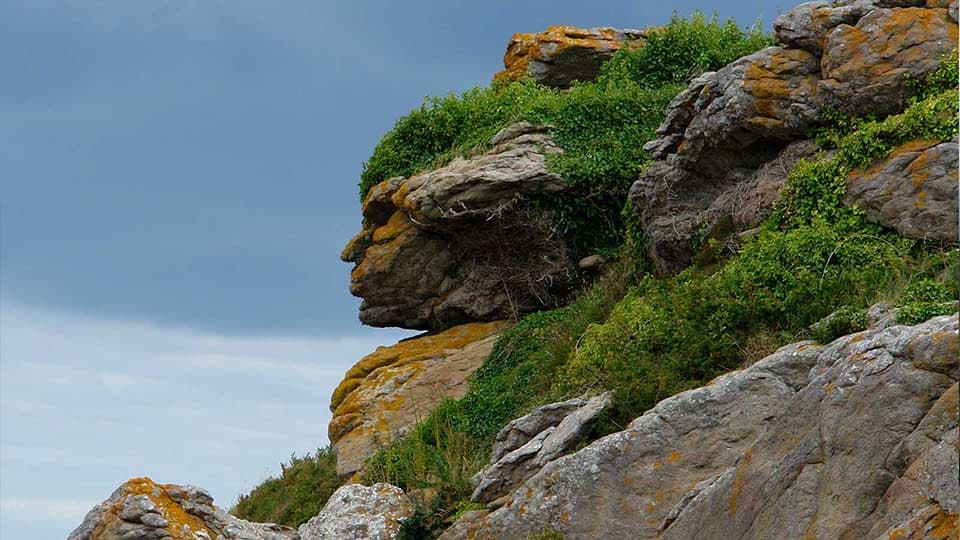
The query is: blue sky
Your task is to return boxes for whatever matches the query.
[1,1,795,538]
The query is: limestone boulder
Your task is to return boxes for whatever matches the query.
[495,26,646,88]
[440,314,959,539]
[68,477,298,540]
[658,314,959,539]
[845,138,959,243]
[329,321,511,478]
[343,122,574,330]
[297,484,413,540]
[439,340,823,539]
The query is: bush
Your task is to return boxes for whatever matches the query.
[896,277,957,325]
[359,13,772,257]
[232,447,340,527]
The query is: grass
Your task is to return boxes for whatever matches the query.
[231,447,340,527]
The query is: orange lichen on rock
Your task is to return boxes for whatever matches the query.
[329,320,512,477]
[494,25,647,87]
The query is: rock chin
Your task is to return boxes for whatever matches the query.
[343,122,575,331]
[329,320,511,479]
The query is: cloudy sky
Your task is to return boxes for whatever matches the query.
[0,0,794,538]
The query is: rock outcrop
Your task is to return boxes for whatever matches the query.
[329,321,511,478]
[630,1,958,271]
[343,122,575,330]
[69,477,298,540]
[297,484,413,540]
[470,392,612,505]
[845,137,959,243]
[440,314,960,539]
[495,26,646,88]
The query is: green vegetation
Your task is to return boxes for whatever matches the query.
[232,447,340,527]
[360,13,771,256]
[357,54,960,538]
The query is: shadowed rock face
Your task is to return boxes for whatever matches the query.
[630,0,958,272]
[495,26,647,88]
[343,123,575,331]
[68,477,299,540]
[440,314,959,540]
[328,321,511,479]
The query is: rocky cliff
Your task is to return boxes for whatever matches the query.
[74,2,959,539]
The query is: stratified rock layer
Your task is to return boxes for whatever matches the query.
[343,123,574,330]
[440,314,959,539]
[495,26,646,88]
[631,1,958,272]
[68,477,298,540]
[329,321,511,478]
[297,483,413,540]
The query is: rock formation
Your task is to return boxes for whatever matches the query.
[630,0,958,272]
[297,484,413,540]
[440,314,960,539]
[68,477,298,540]
[343,122,575,331]
[329,321,511,478]
[469,392,612,505]
[495,26,647,88]
[845,137,959,243]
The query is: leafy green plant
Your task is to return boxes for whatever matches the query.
[896,277,957,324]
[232,447,340,527]
[359,14,773,257]
[811,305,869,344]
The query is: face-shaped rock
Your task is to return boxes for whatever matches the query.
[342,123,575,331]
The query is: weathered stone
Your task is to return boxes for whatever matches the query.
[329,321,511,478]
[845,138,959,244]
[297,483,413,540]
[441,314,960,539]
[470,392,612,504]
[344,123,574,330]
[819,7,959,116]
[495,26,646,88]
[774,0,878,54]
[658,315,959,540]
[441,341,823,539]
[577,254,606,271]
[69,477,299,540]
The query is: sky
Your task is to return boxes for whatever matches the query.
[0,0,795,538]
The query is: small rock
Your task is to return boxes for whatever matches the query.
[298,483,413,540]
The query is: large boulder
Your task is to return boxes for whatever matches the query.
[631,1,958,272]
[819,6,958,116]
[297,483,413,540]
[845,138,959,243]
[440,314,959,539]
[343,123,575,330]
[495,26,646,88]
[329,321,510,479]
[68,477,298,540]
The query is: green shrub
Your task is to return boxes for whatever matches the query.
[595,12,771,88]
[811,305,869,344]
[359,14,773,257]
[232,447,340,527]
[896,277,957,324]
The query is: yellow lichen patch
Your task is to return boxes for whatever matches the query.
[729,448,753,516]
[742,48,817,120]
[667,451,682,464]
[121,478,215,540]
[560,511,570,524]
